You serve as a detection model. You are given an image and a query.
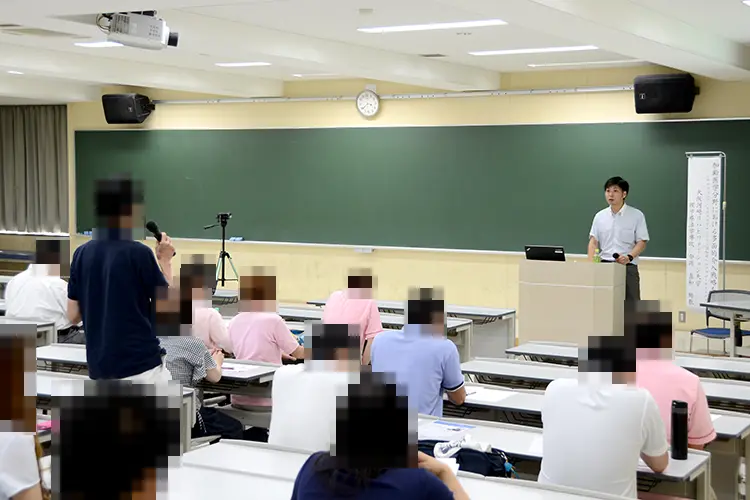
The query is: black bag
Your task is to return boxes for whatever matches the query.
[418,439,515,478]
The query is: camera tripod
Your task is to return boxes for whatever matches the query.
[204,212,239,287]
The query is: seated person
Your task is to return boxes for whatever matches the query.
[5,239,83,344]
[0,328,48,500]
[292,372,469,500]
[633,302,716,449]
[268,323,359,451]
[540,335,669,498]
[371,287,465,417]
[156,282,246,441]
[181,259,231,353]
[55,379,181,500]
[322,269,383,365]
[227,269,304,415]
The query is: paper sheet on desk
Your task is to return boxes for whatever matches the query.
[419,420,476,441]
[711,414,720,422]
[465,386,515,404]
[221,366,262,379]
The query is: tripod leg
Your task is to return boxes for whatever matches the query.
[227,255,240,281]
[215,256,223,285]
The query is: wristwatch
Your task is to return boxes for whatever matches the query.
[627,254,634,262]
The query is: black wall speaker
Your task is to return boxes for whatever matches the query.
[101,93,155,124]
[634,74,698,114]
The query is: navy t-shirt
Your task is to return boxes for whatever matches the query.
[291,452,454,500]
[68,236,168,379]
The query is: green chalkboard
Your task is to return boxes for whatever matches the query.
[74,121,750,259]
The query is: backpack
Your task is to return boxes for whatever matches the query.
[417,439,516,478]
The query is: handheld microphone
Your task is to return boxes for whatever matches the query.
[613,253,620,259]
[146,220,176,256]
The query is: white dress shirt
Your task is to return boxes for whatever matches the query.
[5,264,76,331]
[589,203,649,264]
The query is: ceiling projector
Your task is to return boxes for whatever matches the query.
[107,12,179,50]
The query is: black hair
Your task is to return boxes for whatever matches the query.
[309,323,360,361]
[406,288,444,325]
[95,177,144,224]
[628,305,673,349]
[54,381,180,500]
[580,335,636,374]
[313,372,411,495]
[35,239,62,265]
[604,176,629,197]
[347,274,373,289]
[179,262,217,294]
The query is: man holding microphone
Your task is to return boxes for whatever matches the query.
[588,176,649,301]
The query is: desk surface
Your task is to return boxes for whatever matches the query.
[308,298,515,318]
[463,357,750,407]
[0,275,13,284]
[276,306,472,330]
[184,435,703,488]
[213,289,238,298]
[35,371,193,399]
[701,300,750,314]
[459,382,750,439]
[37,344,87,364]
[509,342,750,377]
[0,299,5,312]
[0,317,54,327]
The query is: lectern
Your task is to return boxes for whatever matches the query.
[518,260,625,346]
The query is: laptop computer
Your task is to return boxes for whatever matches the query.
[524,245,566,262]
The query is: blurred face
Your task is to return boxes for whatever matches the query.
[605,185,626,207]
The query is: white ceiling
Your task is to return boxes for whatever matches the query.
[0,0,749,103]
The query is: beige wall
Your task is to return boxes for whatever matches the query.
[61,65,750,332]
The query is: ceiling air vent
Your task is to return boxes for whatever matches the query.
[419,53,447,58]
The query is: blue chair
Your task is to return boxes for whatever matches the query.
[689,290,750,355]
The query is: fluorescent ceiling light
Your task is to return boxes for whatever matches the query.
[528,59,644,68]
[744,1,750,6]
[7,70,23,75]
[215,62,271,67]
[292,73,338,78]
[74,41,123,48]
[470,45,598,56]
[358,19,506,34]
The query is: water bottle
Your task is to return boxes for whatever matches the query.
[671,400,688,460]
[594,249,601,263]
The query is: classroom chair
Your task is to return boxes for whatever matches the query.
[690,290,750,355]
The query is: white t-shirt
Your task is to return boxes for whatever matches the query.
[539,378,668,498]
[0,433,41,500]
[268,363,353,452]
[5,265,75,331]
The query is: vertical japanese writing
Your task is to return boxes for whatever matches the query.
[686,156,722,311]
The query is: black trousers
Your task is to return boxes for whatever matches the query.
[193,406,269,442]
[58,326,86,344]
[601,261,641,301]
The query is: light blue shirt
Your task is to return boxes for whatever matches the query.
[371,324,464,417]
[589,203,649,264]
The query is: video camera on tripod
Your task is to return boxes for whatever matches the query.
[204,212,238,287]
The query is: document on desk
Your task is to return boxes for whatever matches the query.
[221,365,263,379]
[465,386,515,405]
[419,420,476,442]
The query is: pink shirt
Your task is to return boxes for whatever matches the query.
[636,359,716,446]
[192,306,230,352]
[228,311,300,407]
[322,290,383,352]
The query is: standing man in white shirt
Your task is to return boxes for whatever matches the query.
[539,335,669,499]
[588,176,650,301]
[5,239,84,344]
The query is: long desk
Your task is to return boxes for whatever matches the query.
[270,305,474,361]
[36,343,278,396]
[309,298,516,359]
[35,440,636,500]
[182,437,708,499]
[444,383,749,500]
[701,299,750,358]
[508,341,750,381]
[35,371,195,453]
[0,316,56,345]
[462,357,750,414]
[0,299,5,315]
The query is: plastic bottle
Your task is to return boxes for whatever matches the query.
[594,249,601,263]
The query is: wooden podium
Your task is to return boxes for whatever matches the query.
[518,260,625,345]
